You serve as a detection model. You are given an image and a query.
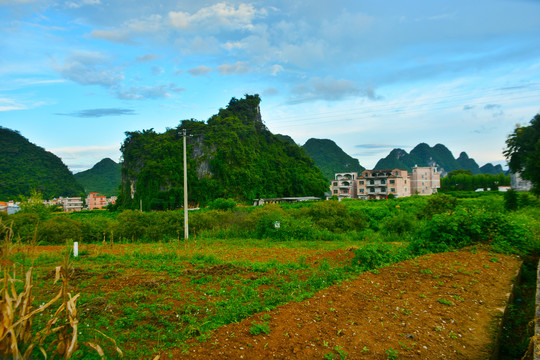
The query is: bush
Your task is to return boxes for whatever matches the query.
[305,200,367,233]
[113,210,148,240]
[410,208,533,255]
[9,213,40,242]
[256,211,316,240]
[208,198,237,211]
[380,212,418,236]
[504,189,519,211]
[79,216,114,243]
[39,216,82,244]
[421,194,458,219]
[351,242,409,270]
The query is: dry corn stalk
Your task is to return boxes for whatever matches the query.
[0,221,122,359]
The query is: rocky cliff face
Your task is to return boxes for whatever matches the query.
[118,95,328,210]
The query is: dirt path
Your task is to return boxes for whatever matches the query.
[170,248,521,360]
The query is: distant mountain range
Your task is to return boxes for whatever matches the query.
[0,127,84,200]
[0,122,505,202]
[74,158,121,196]
[303,140,504,178]
[374,143,503,175]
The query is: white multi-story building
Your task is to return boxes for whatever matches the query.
[357,169,410,200]
[330,172,358,199]
[330,166,441,200]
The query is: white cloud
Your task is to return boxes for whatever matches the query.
[66,0,100,9]
[269,64,283,76]
[169,3,261,32]
[56,51,123,87]
[0,98,26,111]
[289,76,376,103]
[217,61,251,75]
[90,15,163,44]
[136,54,160,63]
[188,65,212,76]
[115,83,178,100]
[90,29,133,44]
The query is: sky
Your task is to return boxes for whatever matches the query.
[1,0,540,173]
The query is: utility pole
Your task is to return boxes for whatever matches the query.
[182,129,189,242]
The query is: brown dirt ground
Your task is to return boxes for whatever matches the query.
[166,248,522,360]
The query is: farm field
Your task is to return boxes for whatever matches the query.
[24,240,522,360]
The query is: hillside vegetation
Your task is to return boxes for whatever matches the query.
[74,158,121,196]
[302,138,365,181]
[375,143,504,175]
[118,95,328,210]
[0,127,84,200]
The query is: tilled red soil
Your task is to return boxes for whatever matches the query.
[168,248,521,360]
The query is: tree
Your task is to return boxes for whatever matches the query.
[504,114,540,195]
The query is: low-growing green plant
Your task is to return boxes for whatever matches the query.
[438,298,453,306]
[386,347,399,359]
[249,321,270,336]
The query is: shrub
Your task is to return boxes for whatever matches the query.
[504,189,519,211]
[113,210,148,240]
[39,216,82,244]
[9,213,40,242]
[305,200,367,232]
[208,198,237,210]
[421,194,458,219]
[351,242,409,270]
[410,208,533,255]
[78,216,114,243]
[380,212,418,236]
[256,211,316,240]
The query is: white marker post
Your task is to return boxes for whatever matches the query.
[73,241,79,257]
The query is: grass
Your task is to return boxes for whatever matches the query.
[22,238,377,359]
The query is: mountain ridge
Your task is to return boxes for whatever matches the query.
[0,127,84,200]
[74,157,121,196]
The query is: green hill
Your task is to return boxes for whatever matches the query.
[74,158,121,196]
[0,127,84,200]
[302,138,365,181]
[118,95,328,210]
[374,143,503,176]
[456,152,481,174]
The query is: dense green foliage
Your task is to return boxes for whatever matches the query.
[6,192,538,260]
[74,158,121,196]
[117,95,329,210]
[302,138,365,181]
[0,127,84,199]
[374,142,504,175]
[440,171,510,191]
[505,113,540,195]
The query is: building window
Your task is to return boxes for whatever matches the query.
[359,180,364,185]
[369,180,374,185]
[333,182,337,186]
[381,179,386,184]
[389,180,395,184]
[359,189,364,193]
[390,188,395,192]
[333,190,338,194]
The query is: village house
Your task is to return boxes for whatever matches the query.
[357,168,410,200]
[86,192,117,210]
[409,165,441,195]
[330,172,357,199]
[330,166,441,200]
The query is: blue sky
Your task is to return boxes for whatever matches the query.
[1,0,539,172]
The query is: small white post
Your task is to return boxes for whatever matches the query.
[73,242,79,257]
